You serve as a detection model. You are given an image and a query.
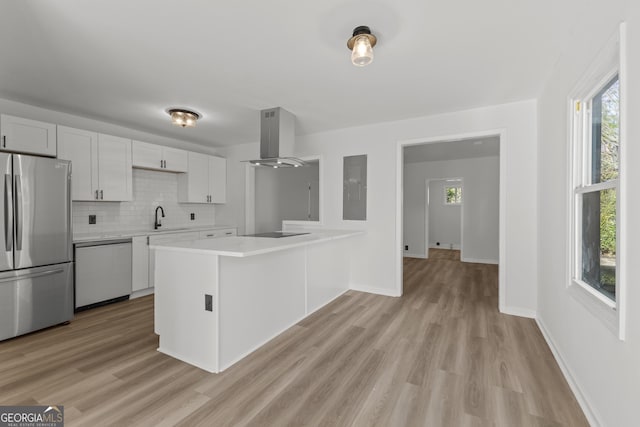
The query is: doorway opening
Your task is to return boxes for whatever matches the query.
[425,177,463,260]
[397,130,505,310]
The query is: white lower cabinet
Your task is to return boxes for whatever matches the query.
[199,228,236,239]
[131,228,237,297]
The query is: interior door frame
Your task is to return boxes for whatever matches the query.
[424,177,464,259]
[396,129,506,312]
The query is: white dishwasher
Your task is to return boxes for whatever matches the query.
[75,238,132,310]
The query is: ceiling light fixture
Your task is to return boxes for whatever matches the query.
[166,108,201,128]
[347,26,377,67]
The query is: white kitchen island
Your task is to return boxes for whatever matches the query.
[151,230,363,373]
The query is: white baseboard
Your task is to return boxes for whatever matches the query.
[157,346,217,373]
[461,257,499,265]
[499,305,536,318]
[130,287,154,299]
[349,284,401,297]
[428,244,461,250]
[403,252,426,259]
[536,317,602,427]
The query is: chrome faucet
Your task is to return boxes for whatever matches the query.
[154,206,165,229]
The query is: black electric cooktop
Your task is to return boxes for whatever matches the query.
[244,232,310,238]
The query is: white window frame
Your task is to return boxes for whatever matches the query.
[567,24,627,340]
[444,183,463,205]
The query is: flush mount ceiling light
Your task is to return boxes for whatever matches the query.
[166,108,201,128]
[347,25,377,67]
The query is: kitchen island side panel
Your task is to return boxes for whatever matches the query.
[305,238,351,314]
[218,248,306,371]
[155,249,218,372]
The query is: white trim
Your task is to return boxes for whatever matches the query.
[617,22,628,341]
[568,282,618,336]
[157,346,217,373]
[575,180,617,194]
[429,244,461,250]
[566,24,625,340]
[350,284,401,297]
[424,177,464,259]
[536,317,603,427]
[500,306,536,319]
[129,287,154,299]
[244,163,255,235]
[396,129,507,309]
[461,257,498,265]
[403,253,427,259]
[572,278,616,309]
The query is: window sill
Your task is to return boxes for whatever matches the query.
[569,279,622,339]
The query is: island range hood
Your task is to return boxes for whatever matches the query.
[249,107,306,168]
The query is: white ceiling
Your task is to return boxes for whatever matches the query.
[404,136,500,163]
[0,0,581,147]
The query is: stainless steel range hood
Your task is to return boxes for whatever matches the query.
[249,107,305,168]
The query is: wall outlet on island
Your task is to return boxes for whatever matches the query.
[190,213,195,220]
[88,214,96,224]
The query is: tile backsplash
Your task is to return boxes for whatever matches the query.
[73,169,216,234]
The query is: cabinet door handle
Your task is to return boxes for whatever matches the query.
[95,190,99,200]
[2,135,5,148]
[100,190,104,200]
[225,232,233,235]
[160,160,163,168]
[162,160,166,168]
[206,234,215,237]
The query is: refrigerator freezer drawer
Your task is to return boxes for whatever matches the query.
[0,262,73,341]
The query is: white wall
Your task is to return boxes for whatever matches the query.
[536,2,640,426]
[428,180,462,250]
[217,100,537,312]
[254,162,319,232]
[74,169,216,235]
[404,158,499,261]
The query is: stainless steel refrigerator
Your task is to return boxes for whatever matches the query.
[0,153,73,341]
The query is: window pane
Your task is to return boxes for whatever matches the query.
[445,186,462,204]
[591,77,619,184]
[581,188,616,300]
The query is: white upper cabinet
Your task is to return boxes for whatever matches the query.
[162,146,188,172]
[57,126,132,201]
[178,152,227,204]
[57,126,98,201]
[98,134,132,201]
[132,140,188,172]
[0,114,57,157]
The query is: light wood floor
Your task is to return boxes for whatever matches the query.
[0,249,588,426]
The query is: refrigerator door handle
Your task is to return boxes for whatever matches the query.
[4,174,12,252]
[0,268,64,283]
[14,175,22,251]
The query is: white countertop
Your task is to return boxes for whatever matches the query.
[73,224,237,243]
[150,229,363,257]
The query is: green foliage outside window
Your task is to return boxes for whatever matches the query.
[600,80,618,256]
